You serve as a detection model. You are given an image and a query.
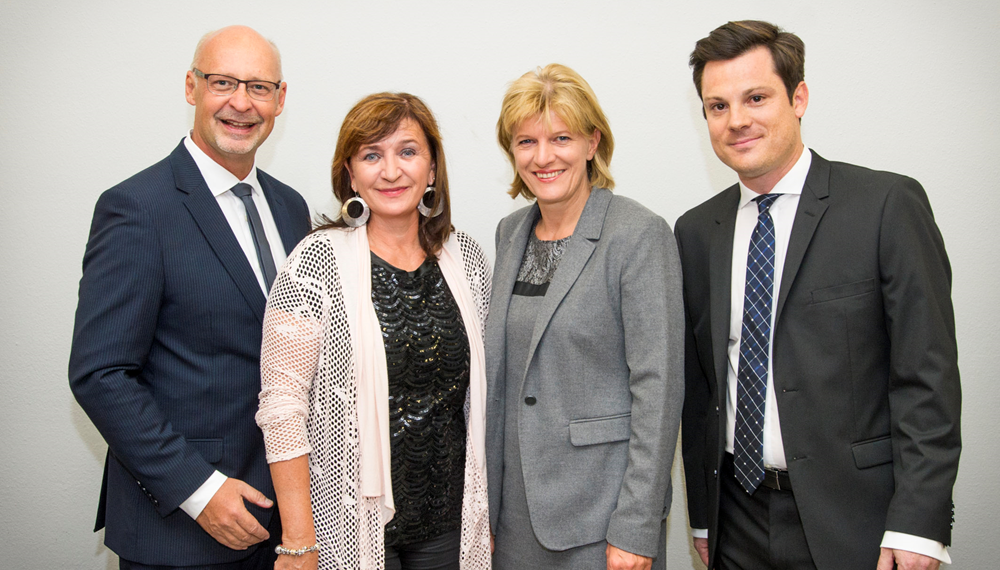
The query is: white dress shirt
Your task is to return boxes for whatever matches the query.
[695,146,950,563]
[723,148,809,468]
[183,135,288,295]
[177,134,288,520]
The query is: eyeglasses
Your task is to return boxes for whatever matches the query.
[192,69,282,101]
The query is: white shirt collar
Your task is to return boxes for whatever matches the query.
[738,146,813,208]
[184,133,261,198]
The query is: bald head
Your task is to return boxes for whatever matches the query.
[184,25,287,179]
[191,25,282,80]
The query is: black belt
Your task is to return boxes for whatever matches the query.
[761,466,792,491]
[724,453,792,491]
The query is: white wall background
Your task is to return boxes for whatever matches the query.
[1,0,997,567]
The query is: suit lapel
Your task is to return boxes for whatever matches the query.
[523,188,611,379]
[710,186,740,394]
[258,171,298,255]
[774,151,830,325]
[485,204,539,388]
[170,143,267,322]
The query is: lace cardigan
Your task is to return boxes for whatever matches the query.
[256,227,492,569]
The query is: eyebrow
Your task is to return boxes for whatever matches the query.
[514,130,573,139]
[704,85,775,103]
[358,138,423,153]
[741,85,773,96]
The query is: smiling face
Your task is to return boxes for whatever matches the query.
[701,46,808,193]
[185,26,286,179]
[347,118,435,225]
[512,111,600,211]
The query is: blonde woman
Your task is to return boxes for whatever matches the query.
[485,65,683,570]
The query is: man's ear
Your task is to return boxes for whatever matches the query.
[792,81,809,119]
[185,71,198,106]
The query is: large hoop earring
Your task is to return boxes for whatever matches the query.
[417,186,444,218]
[341,193,370,227]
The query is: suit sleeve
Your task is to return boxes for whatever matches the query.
[879,177,961,545]
[675,219,713,531]
[69,187,216,516]
[605,215,685,557]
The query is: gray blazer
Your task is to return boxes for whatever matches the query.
[485,188,684,558]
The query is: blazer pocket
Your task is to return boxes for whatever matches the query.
[188,438,224,464]
[569,413,631,447]
[811,278,876,304]
[852,435,892,469]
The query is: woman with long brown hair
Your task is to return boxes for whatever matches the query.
[257,92,492,570]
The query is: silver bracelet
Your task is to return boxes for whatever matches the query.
[275,543,319,556]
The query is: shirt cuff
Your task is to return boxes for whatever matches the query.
[179,471,228,519]
[881,531,951,564]
[691,528,708,539]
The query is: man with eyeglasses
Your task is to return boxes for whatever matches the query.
[69,25,310,570]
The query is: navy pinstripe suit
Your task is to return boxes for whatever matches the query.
[69,141,311,565]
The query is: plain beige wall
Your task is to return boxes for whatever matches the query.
[1,0,997,567]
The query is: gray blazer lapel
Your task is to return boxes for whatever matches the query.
[775,151,830,325]
[523,188,612,376]
[710,186,739,393]
[171,144,267,322]
[485,204,539,387]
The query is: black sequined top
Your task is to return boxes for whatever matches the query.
[370,252,469,548]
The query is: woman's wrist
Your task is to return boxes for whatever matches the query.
[275,543,319,556]
[280,532,317,547]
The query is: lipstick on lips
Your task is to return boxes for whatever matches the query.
[535,169,565,181]
[376,186,409,197]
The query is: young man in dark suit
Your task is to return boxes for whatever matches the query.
[69,25,311,569]
[676,20,960,570]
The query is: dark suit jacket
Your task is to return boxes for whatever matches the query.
[676,151,960,570]
[69,141,311,565]
[485,188,684,558]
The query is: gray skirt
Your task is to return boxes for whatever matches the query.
[491,403,666,570]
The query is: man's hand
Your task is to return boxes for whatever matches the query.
[606,544,653,570]
[693,537,710,566]
[195,477,273,550]
[876,547,941,570]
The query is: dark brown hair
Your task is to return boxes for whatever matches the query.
[690,20,805,103]
[315,92,452,257]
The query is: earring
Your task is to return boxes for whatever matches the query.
[341,193,370,227]
[417,186,444,218]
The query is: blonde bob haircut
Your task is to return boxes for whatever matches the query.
[496,63,615,200]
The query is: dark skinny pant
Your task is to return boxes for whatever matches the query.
[385,529,462,570]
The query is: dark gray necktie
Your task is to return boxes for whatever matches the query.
[734,193,781,493]
[230,183,277,293]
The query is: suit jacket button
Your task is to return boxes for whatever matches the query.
[524,396,537,405]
